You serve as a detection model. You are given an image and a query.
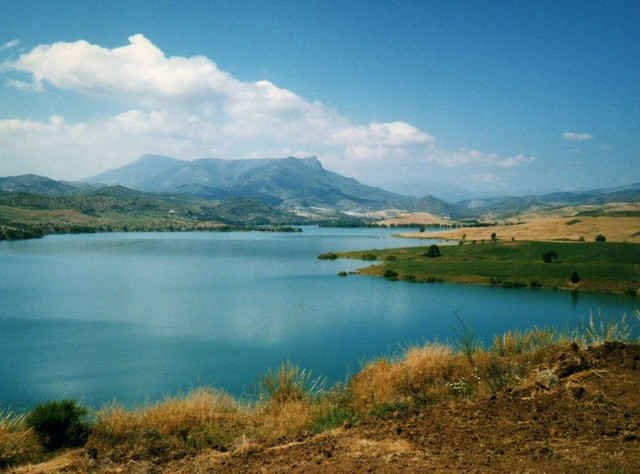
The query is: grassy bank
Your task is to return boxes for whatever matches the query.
[2,313,639,470]
[334,240,640,294]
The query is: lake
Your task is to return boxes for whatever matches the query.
[1,227,637,411]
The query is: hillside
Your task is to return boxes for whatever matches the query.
[88,155,462,215]
[0,186,302,240]
[0,174,80,196]
[458,183,640,217]
[7,336,640,473]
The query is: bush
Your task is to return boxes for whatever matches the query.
[25,400,90,451]
[383,269,399,279]
[570,271,581,284]
[385,255,397,261]
[337,271,348,277]
[361,253,378,261]
[317,252,338,260]
[595,234,606,242]
[491,232,498,242]
[542,250,559,263]
[425,244,441,258]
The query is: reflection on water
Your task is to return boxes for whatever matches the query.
[0,227,637,410]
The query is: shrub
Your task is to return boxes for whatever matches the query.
[383,269,399,279]
[570,271,581,284]
[424,244,441,258]
[25,400,90,451]
[595,234,606,242]
[385,255,397,261]
[361,253,378,260]
[529,280,543,288]
[542,250,559,263]
[337,271,348,277]
[491,232,497,242]
[317,252,338,260]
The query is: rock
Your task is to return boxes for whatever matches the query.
[535,368,560,390]
[553,355,588,378]
[566,383,586,399]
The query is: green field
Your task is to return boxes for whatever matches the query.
[336,241,640,295]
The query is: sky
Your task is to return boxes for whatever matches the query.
[0,0,638,200]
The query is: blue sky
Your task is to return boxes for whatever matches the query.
[0,0,638,199]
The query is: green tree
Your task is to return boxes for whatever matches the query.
[542,250,559,263]
[425,244,441,258]
[570,271,581,284]
[595,234,606,242]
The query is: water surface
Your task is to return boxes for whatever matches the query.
[1,227,637,410]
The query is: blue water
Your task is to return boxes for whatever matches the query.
[0,227,637,410]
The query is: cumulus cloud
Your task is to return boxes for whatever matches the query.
[562,131,592,141]
[1,34,535,185]
[0,39,21,51]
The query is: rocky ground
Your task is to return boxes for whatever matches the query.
[13,342,640,473]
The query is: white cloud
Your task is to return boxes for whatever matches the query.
[1,34,535,186]
[0,39,21,51]
[426,148,535,168]
[562,131,592,141]
[5,78,43,92]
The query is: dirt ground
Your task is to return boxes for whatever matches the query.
[13,343,640,473]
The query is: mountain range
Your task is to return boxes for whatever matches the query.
[87,155,464,215]
[1,155,639,220]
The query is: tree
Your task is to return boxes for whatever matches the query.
[491,232,498,242]
[542,250,559,263]
[425,244,441,258]
[419,226,426,233]
[570,271,581,284]
[595,234,606,242]
[384,269,399,279]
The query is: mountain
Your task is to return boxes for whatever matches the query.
[457,183,640,216]
[0,174,80,196]
[88,155,463,215]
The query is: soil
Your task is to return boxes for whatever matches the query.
[13,342,640,473]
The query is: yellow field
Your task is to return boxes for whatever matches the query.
[401,216,640,243]
[375,211,454,226]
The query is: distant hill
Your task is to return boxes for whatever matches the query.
[0,174,80,196]
[457,183,640,216]
[88,155,463,215]
[0,185,297,226]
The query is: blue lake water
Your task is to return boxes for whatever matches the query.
[1,227,637,411]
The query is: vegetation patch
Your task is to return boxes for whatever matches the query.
[334,241,640,294]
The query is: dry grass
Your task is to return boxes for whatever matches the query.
[0,411,43,468]
[375,212,456,227]
[87,389,246,461]
[402,216,640,243]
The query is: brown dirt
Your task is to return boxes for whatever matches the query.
[12,343,640,473]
